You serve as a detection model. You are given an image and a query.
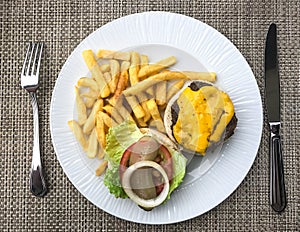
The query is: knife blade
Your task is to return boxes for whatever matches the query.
[264,23,286,212]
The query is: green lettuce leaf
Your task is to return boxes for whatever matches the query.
[167,149,187,200]
[103,166,127,198]
[103,121,187,201]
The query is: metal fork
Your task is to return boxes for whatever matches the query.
[21,42,47,197]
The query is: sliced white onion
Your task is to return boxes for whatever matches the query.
[122,160,170,209]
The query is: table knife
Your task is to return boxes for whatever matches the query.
[264,23,286,212]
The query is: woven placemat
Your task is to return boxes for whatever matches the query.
[1,0,299,231]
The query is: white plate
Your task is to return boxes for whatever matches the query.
[50,12,263,224]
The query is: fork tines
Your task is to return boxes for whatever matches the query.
[21,42,44,88]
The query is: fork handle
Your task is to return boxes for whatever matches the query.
[29,92,47,197]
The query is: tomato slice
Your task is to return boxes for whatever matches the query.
[119,140,173,196]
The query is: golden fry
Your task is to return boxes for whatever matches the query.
[87,128,98,158]
[85,97,96,108]
[146,86,154,97]
[103,104,124,124]
[100,63,110,73]
[83,99,104,134]
[95,160,108,176]
[182,71,216,82]
[138,56,176,79]
[103,72,113,93]
[123,71,216,96]
[77,77,99,92]
[113,51,131,61]
[82,49,110,98]
[75,86,87,125]
[110,59,120,93]
[98,149,105,159]
[166,80,185,101]
[109,61,130,106]
[136,117,147,127]
[95,115,106,148]
[97,111,116,128]
[155,81,167,106]
[114,96,135,123]
[112,108,124,124]
[96,49,114,59]
[126,96,145,119]
[129,51,140,86]
[68,120,88,151]
[136,93,151,122]
[81,89,98,99]
[102,104,113,115]
[96,49,130,61]
[146,98,162,121]
[141,101,151,122]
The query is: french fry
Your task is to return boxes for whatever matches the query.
[126,96,145,119]
[96,49,114,59]
[85,97,96,108]
[114,96,135,123]
[136,93,151,122]
[146,98,162,121]
[97,111,116,128]
[110,59,120,93]
[98,149,105,159]
[75,86,87,125]
[155,81,167,106]
[100,63,110,73]
[95,160,108,176]
[123,71,216,96]
[141,101,152,122]
[68,120,88,151]
[87,128,98,158]
[109,61,130,106]
[77,77,99,92]
[103,104,124,124]
[95,115,106,148]
[83,99,103,134]
[96,49,130,61]
[82,50,110,98]
[146,86,154,97]
[114,52,131,61]
[182,71,217,81]
[146,98,165,133]
[102,104,113,115]
[129,51,140,85]
[166,80,185,101]
[136,92,148,102]
[103,72,113,92]
[137,117,147,127]
[111,108,124,124]
[138,56,176,79]
[81,89,98,99]
[140,55,149,69]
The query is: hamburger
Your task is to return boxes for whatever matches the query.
[164,80,237,155]
[103,122,187,210]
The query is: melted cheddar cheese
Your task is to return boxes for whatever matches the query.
[173,86,234,155]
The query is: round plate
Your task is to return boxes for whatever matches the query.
[50,12,263,224]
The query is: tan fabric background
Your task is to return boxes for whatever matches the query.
[0,0,299,231]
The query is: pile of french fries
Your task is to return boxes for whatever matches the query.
[68,49,216,176]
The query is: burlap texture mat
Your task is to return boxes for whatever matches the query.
[0,0,299,231]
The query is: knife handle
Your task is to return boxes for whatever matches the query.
[269,123,286,212]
